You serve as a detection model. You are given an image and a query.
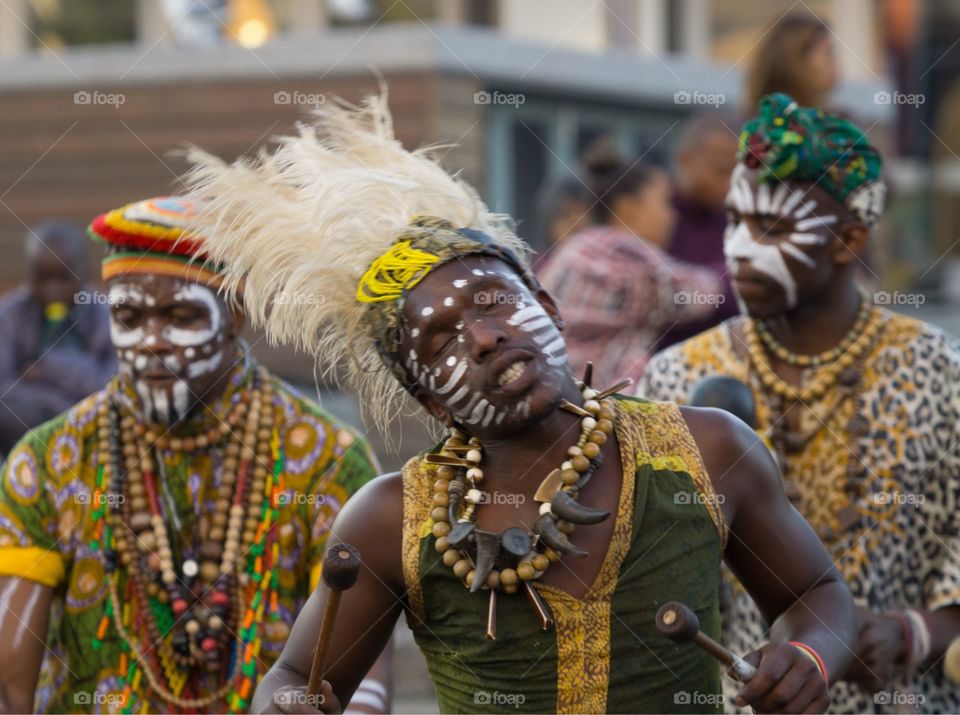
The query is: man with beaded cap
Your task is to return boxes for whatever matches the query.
[640,94,960,713]
[180,94,859,714]
[0,196,392,714]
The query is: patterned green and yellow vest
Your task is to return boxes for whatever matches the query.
[400,396,728,714]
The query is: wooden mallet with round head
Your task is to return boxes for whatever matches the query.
[307,543,362,698]
[656,601,757,682]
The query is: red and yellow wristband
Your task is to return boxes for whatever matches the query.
[789,641,829,688]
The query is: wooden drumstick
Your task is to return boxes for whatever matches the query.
[655,601,757,682]
[307,543,362,697]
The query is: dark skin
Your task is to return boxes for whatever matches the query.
[725,172,960,691]
[0,273,393,714]
[253,256,855,715]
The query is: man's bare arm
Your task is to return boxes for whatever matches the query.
[0,578,53,713]
[684,406,856,714]
[252,473,405,714]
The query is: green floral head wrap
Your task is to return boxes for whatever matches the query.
[738,93,886,225]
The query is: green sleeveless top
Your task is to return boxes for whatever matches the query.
[400,396,728,714]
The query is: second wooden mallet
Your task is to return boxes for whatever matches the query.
[655,600,757,682]
[307,542,362,698]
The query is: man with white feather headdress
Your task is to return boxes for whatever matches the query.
[184,94,857,714]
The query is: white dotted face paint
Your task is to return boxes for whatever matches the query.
[443,297,454,307]
[112,279,232,425]
[421,307,434,317]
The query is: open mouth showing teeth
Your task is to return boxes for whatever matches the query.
[497,360,526,387]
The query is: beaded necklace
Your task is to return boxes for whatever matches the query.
[92,367,285,713]
[426,365,629,638]
[744,303,887,537]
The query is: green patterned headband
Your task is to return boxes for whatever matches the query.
[738,93,886,225]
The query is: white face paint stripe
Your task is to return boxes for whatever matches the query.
[789,232,828,245]
[756,182,771,214]
[794,215,837,231]
[542,336,566,355]
[435,361,467,395]
[724,221,799,307]
[507,305,543,325]
[793,199,817,219]
[466,399,489,424]
[779,190,805,217]
[172,380,189,418]
[185,350,223,379]
[519,316,554,332]
[447,385,470,406]
[769,184,789,213]
[779,242,817,268]
[480,404,497,427]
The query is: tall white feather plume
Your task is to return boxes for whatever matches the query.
[182,93,530,433]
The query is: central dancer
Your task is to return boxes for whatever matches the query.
[185,95,855,714]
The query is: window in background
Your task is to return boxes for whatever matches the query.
[28,0,135,48]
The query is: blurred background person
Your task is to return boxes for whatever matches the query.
[0,221,114,456]
[531,172,593,273]
[744,11,839,113]
[659,113,740,349]
[539,144,722,387]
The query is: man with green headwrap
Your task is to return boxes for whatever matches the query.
[641,93,960,713]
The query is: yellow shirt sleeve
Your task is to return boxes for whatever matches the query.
[0,546,65,588]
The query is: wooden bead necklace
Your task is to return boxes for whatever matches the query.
[754,291,872,367]
[745,304,882,403]
[426,364,629,638]
[93,368,284,712]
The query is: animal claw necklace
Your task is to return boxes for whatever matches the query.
[426,363,631,638]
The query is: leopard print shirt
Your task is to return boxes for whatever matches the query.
[639,310,960,714]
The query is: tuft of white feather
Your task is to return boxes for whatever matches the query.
[182,93,529,433]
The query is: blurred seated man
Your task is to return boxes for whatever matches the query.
[0,197,389,714]
[659,114,740,349]
[0,221,115,455]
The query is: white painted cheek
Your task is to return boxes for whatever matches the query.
[162,355,183,373]
[725,222,799,307]
[109,318,143,349]
[186,350,224,379]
